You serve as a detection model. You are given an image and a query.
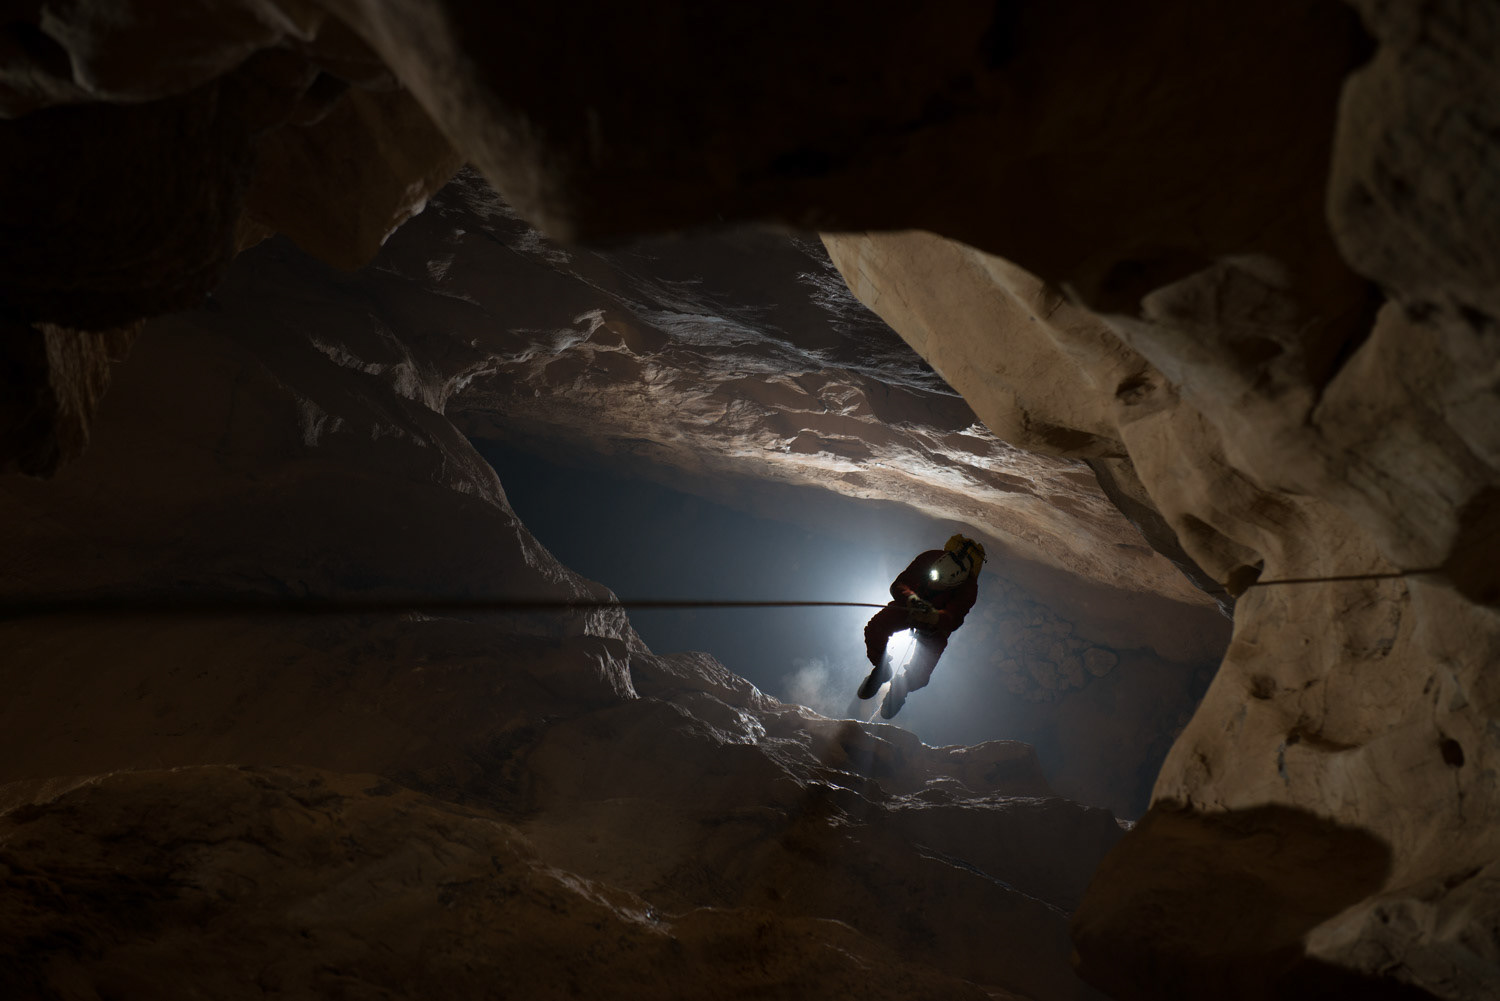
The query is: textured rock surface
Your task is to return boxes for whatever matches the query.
[385,170,1209,606]
[828,236,1500,998]
[166,185,1226,817]
[0,765,1015,1001]
[822,4,1500,996]
[0,260,1123,1000]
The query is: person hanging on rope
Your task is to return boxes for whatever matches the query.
[858,534,986,719]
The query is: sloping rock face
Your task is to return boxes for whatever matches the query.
[377,168,1208,606]
[171,175,1226,818]
[822,4,1500,997]
[0,256,1125,1000]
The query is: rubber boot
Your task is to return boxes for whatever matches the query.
[880,673,908,719]
[857,654,893,700]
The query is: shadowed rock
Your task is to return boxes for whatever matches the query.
[1070,801,1394,1000]
[0,765,1017,1001]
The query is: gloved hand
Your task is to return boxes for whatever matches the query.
[906,594,939,627]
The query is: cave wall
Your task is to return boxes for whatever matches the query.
[1,0,1496,998]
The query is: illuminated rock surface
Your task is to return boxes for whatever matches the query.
[117,178,1222,819]
[311,172,1227,815]
[411,172,1207,607]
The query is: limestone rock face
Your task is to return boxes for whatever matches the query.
[154,176,1225,818]
[0,247,1125,1001]
[377,170,1209,605]
[827,234,1500,1000]
[821,5,1500,996]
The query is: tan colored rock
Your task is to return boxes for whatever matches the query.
[819,8,1500,988]
[828,225,1500,995]
[825,231,1133,459]
[1329,0,1500,330]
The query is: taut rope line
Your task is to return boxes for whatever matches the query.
[0,594,888,622]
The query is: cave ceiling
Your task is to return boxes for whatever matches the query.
[301,167,1216,606]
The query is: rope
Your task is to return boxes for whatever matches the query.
[863,630,918,725]
[1,567,1450,622]
[897,629,918,672]
[0,594,889,623]
[1244,567,1444,588]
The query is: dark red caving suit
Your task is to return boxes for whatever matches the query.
[863,550,979,693]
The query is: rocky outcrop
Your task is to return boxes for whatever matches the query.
[0,0,1367,267]
[822,3,1500,996]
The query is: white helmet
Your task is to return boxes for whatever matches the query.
[929,553,970,586]
[928,535,985,587]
